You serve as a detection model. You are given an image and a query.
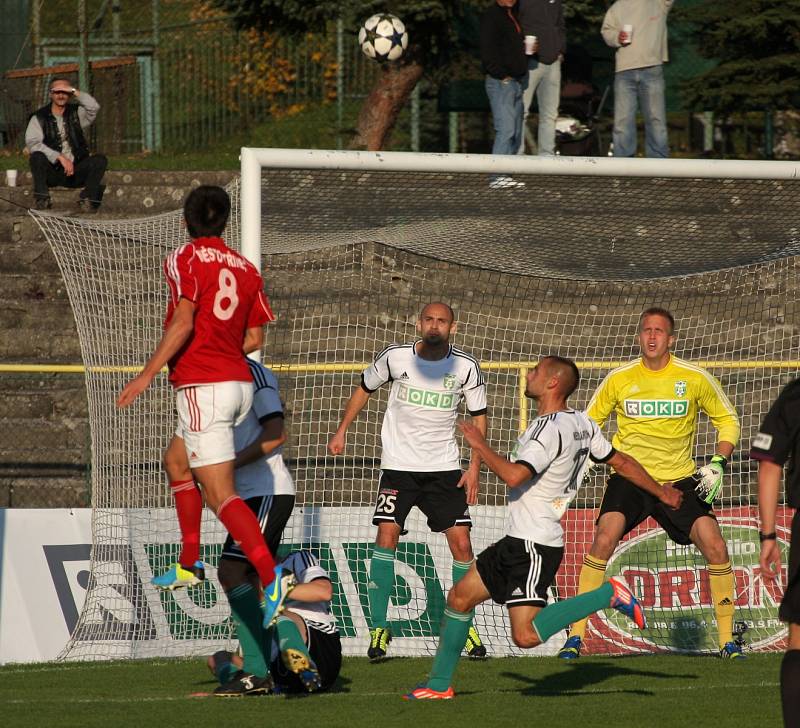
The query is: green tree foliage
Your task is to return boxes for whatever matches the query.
[680,0,800,112]
[214,1,489,149]
[562,0,609,46]
[214,0,485,68]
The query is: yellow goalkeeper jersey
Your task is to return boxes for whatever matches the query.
[587,355,740,482]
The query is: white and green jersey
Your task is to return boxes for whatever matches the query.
[362,341,487,472]
[508,409,614,546]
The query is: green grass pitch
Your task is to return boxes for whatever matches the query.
[0,654,783,727]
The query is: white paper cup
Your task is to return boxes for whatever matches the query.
[6,169,17,187]
[622,24,633,44]
[524,35,537,55]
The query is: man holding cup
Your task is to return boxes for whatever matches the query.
[601,0,674,158]
[25,77,107,212]
[479,0,529,188]
[517,0,566,156]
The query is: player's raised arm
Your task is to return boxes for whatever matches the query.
[327,384,372,455]
[459,420,532,488]
[116,297,195,408]
[606,450,682,509]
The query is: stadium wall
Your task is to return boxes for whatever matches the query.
[0,507,789,664]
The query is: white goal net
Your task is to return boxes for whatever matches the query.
[35,150,800,661]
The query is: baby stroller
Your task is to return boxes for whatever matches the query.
[554,44,612,156]
[555,79,610,156]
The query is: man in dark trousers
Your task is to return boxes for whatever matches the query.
[517,0,566,156]
[25,76,107,212]
[752,378,800,726]
[479,0,528,189]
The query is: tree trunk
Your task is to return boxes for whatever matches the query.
[350,59,424,151]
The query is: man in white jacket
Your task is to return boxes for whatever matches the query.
[602,0,673,158]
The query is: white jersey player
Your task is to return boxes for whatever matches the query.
[404,355,683,700]
[327,302,489,661]
[506,408,612,549]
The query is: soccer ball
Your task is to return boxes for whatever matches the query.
[358,14,408,62]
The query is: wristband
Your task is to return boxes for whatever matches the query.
[710,454,728,470]
[759,531,777,542]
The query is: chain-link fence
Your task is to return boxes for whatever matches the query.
[2,1,788,158]
[1,1,380,154]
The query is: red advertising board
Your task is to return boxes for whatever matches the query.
[557,506,793,654]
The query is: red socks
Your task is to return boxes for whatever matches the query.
[217,495,276,586]
[170,478,202,568]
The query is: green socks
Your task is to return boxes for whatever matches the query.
[452,558,472,586]
[427,607,473,692]
[275,614,309,658]
[228,582,269,677]
[533,581,614,643]
[368,546,395,629]
[212,652,237,685]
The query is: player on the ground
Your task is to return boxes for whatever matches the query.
[327,302,489,661]
[209,549,342,697]
[164,358,297,696]
[116,185,291,626]
[404,356,682,699]
[751,378,800,725]
[558,307,742,660]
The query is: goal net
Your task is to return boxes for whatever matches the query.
[35,150,800,661]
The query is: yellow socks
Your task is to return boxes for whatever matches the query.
[567,554,608,640]
[708,561,735,648]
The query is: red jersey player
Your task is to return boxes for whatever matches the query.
[117,186,294,625]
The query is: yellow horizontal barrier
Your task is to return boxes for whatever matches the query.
[2,360,799,374]
[3,360,797,434]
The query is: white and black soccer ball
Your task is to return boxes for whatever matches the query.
[358,14,409,62]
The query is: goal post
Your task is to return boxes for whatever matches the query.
[35,149,800,662]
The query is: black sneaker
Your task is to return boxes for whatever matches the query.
[367,627,391,662]
[76,197,99,214]
[465,626,488,659]
[33,197,52,211]
[213,670,274,697]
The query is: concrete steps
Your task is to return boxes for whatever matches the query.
[0,171,241,507]
[1,168,237,215]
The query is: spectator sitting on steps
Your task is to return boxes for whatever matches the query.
[25,77,107,213]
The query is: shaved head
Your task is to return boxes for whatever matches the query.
[419,301,455,324]
[542,356,580,398]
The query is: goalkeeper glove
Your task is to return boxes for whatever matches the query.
[694,454,727,504]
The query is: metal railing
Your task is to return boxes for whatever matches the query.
[3,357,798,509]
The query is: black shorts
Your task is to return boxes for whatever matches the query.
[270,621,342,693]
[476,535,564,608]
[372,469,471,533]
[221,494,295,562]
[598,473,714,546]
[780,509,800,624]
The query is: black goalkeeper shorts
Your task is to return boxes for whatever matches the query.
[780,509,800,625]
[598,473,715,546]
